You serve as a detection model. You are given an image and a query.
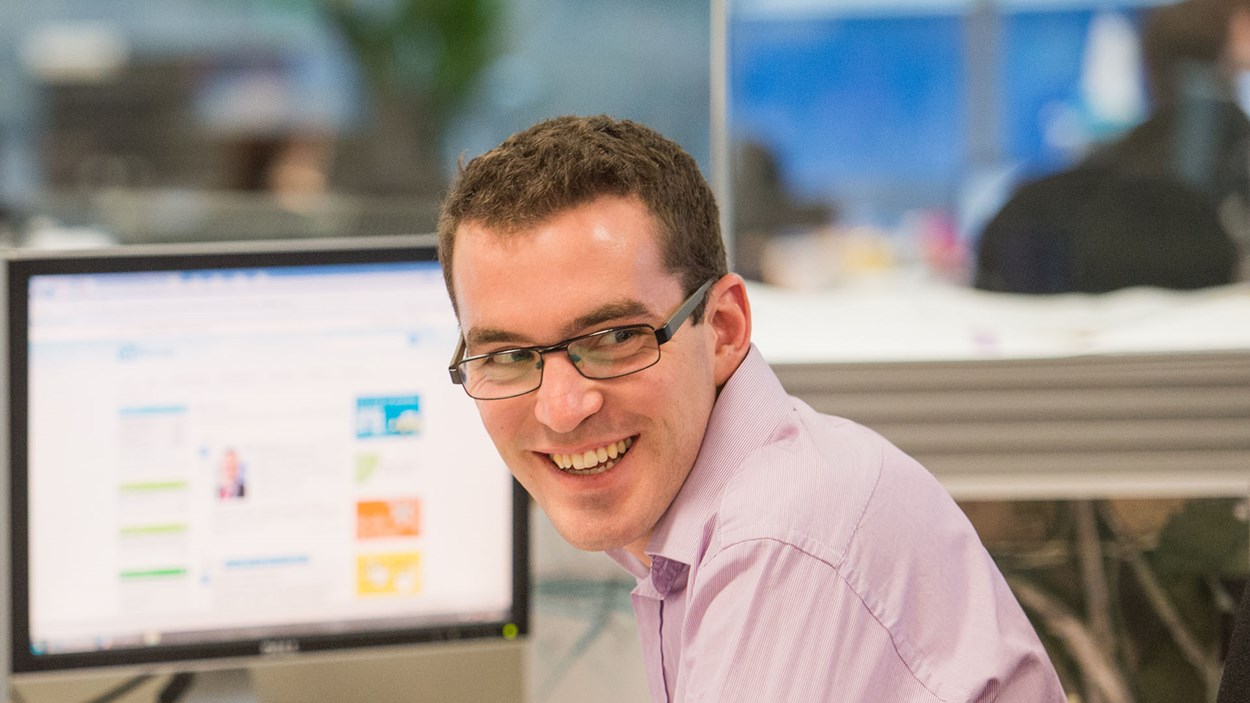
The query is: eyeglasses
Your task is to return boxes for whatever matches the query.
[448,279,715,400]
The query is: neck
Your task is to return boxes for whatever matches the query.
[623,537,651,569]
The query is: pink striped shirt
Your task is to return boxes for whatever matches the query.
[607,347,1065,702]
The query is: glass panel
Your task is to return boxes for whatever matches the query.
[723,0,1249,292]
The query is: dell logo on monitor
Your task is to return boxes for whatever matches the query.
[259,639,300,656]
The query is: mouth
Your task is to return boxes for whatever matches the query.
[549,437,634,476]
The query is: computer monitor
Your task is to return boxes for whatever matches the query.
[2,235,529,702]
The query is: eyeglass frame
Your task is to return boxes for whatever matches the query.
[448,278,717,400]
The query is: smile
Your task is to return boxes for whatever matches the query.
[550,437,633,476]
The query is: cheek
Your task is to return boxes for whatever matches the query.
[668,345,718,406]
[649,362,716,449]
[475,401,529,455]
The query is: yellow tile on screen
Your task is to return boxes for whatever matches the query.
[355,552,422,596]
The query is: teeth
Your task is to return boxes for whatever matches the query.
[551,439,631,474]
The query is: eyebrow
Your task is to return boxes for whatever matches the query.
[465,299,654,349]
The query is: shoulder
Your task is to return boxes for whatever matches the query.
[693,405,1062,701]
[709,405,952,569]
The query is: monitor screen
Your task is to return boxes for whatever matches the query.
[4,236,527,680]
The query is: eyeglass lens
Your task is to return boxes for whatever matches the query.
[461,326,660,399]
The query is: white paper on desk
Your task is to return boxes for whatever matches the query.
[1089,286,1250,354]
[747,280,1250,364]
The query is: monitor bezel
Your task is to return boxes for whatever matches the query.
[4,235,530,676]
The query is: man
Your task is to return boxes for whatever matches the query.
[439,115,1065,701]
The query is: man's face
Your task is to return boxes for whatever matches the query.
[451,196,719,559]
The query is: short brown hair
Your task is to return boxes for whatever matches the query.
[437,115,726,319]
[1141,0,1250,103]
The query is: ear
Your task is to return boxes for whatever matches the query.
[704,274,752,386]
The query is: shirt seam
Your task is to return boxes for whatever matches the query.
[844,442,955,702]
[698,534,955,703]
[659,598,671,703]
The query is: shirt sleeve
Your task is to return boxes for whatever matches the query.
[674,537,1064,703]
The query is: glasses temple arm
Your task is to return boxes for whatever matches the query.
[448,335,466,385]
[654,278,715,344]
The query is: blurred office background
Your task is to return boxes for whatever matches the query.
[726,0,1250,291]
[0,0,710,247]
[2,1,1249,702]
[5,0,1245,291]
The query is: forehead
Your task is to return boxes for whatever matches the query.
[450,197,683,342]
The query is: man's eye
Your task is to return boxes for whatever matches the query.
[487,349,536,366]
[605,328,643,345]
[580,328,649,355]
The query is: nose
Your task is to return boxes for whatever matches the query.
[533,352,603,434]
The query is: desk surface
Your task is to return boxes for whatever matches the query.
[749,278,1250,364]
[751,279,1250,499]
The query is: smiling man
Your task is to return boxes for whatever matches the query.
[438,115,1065,702]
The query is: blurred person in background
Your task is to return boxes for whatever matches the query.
[975,0,1250,294]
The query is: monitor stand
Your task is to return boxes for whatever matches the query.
[183,669,256,702]
[11,669,255,703]
[10,640,527,703]
[248,639,527,703]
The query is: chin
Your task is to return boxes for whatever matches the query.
[550,516,636,553]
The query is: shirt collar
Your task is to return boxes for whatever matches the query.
[634,344,791,569]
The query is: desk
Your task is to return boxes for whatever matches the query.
[752,279,1250,499]
[773,350,1250,500]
